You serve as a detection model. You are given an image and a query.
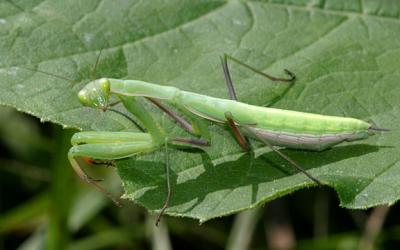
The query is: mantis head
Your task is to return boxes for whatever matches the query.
[78,78,111,111]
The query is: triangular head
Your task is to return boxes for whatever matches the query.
[78,78,111,111]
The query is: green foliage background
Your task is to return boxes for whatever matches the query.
[1,0,400,249]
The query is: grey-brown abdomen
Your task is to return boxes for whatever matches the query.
[250,128,369,151]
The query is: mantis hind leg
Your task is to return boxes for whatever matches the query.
[220,54,297,152]
[242,126,322,185]
[221,54,296,101]
[219,57,320,184]
[220,55,255,150]
[224,108,321,184]
[223,112,322,185]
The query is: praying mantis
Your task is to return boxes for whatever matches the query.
[24,54,387,225]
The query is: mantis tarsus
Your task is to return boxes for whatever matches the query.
[22,54,387,225]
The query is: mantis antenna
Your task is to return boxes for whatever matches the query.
[19,66,77,84]
[92,47,103,81]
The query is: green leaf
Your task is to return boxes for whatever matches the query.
[1,0,399,222]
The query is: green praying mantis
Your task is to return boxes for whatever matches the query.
[23,53,388,225]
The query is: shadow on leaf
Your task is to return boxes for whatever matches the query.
[117,143,383,220]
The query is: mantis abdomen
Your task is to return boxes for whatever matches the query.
[178,91,371,150]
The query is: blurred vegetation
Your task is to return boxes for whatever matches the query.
[1,106,399,250]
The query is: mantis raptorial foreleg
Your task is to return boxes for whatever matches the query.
[76,92,210,223]
[68,131,158,205]
[87,159,115,167]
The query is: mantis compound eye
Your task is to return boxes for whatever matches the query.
[78,78,111,111]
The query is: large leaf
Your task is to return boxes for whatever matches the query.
[0,0,399,222]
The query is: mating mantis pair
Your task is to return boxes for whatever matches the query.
[25,53,386,225]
